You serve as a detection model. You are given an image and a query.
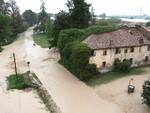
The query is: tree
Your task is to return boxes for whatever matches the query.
[23,10,37,26]
[90,6,96,25]
[6,0,27,33]
[0,14,12,44]
[0,0,10,15]
[67,0,91,28]
[35,0,48,33]
[142,79,150,107]
[52,11,71,46]
[46,17,53,39]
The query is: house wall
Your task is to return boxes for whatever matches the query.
[89,45,150,71]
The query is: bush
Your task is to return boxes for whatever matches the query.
[113,59,131,72]
[142,79,150,107]
[7,71,33,90]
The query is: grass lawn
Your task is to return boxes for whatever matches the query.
[85,67,148,86]
[7,71,33,90]
[33,33,50,48]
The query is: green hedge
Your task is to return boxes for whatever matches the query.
[61,41,98,80]
[84,25,119,37]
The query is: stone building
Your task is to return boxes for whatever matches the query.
[84,26,150,72]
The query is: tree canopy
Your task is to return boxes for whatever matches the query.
[0,0,27,47]
[67,0,91,28]
[34,0,49,33]
[23,10,37,26]
[52,11,71,46]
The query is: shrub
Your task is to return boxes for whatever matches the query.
[142,79,150,107]
[113,59,131,72]
[7,71,33,90]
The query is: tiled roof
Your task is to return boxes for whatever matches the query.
[84,27,150,49]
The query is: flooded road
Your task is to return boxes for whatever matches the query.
[22,29,124,113]
[0,28,129,113]
[0,29,48,113]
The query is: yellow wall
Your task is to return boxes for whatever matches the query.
[89,45,150,71]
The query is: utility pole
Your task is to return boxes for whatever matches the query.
[13,53,18,76]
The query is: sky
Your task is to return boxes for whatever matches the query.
[6,0,150,16]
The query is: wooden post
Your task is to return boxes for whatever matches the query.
[13,53,17,76]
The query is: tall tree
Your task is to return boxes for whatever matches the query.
[52,11,70,46]
[0,0,9,14]
[90,6,96,25]
[67,0,91,28]
[35,0,48,32]
[23,10,37,26]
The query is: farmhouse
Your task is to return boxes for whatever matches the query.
[84,26,150,72]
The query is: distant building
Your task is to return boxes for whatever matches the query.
[84,26,150,72]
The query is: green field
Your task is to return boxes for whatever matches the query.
[85,67,149,86]
[33,33,50,48]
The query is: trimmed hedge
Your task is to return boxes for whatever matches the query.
[84,25,119,37]
[60,41,98,80]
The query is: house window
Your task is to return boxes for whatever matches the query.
[130,47,134,53]
[102,61,106,67]
[91,50,96,56]
[145,56,149,62]
[124,48,128,53]
[147,45,150,51]
[130,58,133,64]
[103,50,107,56]
[115,48,121,54]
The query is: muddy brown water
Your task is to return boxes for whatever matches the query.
[1,28,149,113]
